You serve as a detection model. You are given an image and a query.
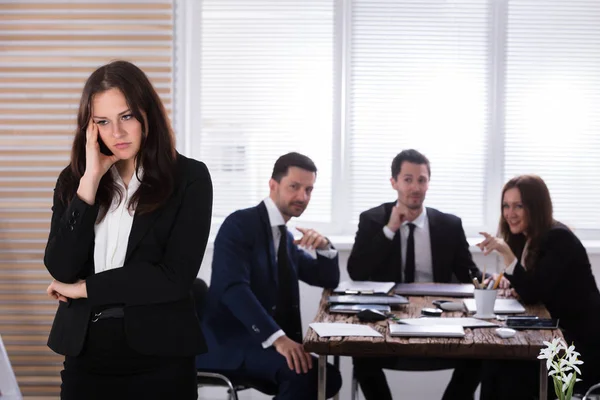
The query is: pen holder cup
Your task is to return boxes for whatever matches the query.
[473,289,498,318]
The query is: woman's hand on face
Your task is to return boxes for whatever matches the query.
[46,279,87,302]
[85,119,118,179]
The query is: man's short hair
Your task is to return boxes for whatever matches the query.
[271,152,317,182]
[391,149,431,179]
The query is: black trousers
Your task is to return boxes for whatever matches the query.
[223,346,342,400]
[353,356,481,400]
[61,317,197,400]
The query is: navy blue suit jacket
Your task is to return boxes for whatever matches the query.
[196,201,340,371]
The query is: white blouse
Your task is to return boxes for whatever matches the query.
[93,167,142,274]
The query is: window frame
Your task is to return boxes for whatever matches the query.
[175,0,600,241]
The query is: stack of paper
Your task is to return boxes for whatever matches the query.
[309,323,383,338]
[334,280,396,295]
[397,317,498,328]
[328,295,409,305]
[389,324,465,338]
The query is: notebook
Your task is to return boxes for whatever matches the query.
[327,295,409,305]
[463,298,526,314]
[333,280,396,295]
[389,324,465,338]
[394,283,474,297]
[329,304,391,314]
[397,317,498,328]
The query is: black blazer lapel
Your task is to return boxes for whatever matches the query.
[257,202,278,285]
[427,207,443,282]
[125,209,162,263]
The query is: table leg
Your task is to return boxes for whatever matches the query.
[318,355,327,400]
[333,355,340,400]
[540,360,548,399]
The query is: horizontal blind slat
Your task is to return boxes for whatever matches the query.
[199,0,334,223]
[505,0,600,229]
[350,0,489,228]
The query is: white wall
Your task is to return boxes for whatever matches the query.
[197,244,600,400]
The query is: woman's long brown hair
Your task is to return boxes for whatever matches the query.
[56,61,177,220]
[499,175,555,270]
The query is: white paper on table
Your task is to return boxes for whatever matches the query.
[309,323,383,337]
[463,298,526,314]
[397,317,498,328]
[333,280,396,294]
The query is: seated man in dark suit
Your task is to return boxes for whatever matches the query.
[196,152,342,399]
[348,149,484,400]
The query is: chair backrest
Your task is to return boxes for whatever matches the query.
[192,278,209,321]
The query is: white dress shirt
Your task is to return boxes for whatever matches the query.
[93,167,142,274]
[383,206,434,282]
[261,197,337,348]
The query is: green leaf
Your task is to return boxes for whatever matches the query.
[553,376,563,400]
[565,372,576,400]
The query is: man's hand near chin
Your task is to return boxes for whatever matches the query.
[273,335,313,374]
[387,203,421,232]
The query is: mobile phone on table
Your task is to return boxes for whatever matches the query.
[506,317,559,330]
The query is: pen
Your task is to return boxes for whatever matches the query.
[472,277,480,289]
[486,280,495,290]
[492,272,504,290]
[492,263,510,290]
[482,265,487,289]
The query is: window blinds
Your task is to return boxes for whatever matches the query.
[504,0,600,230]
[349,0,490,228]
[197,0,335,224]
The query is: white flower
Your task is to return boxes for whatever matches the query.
[540,337,584,400]
[545,338,564,355]
[565,344,579,358]
[565,352,584,375]
[561,373,574,393]
[539,338,565,370]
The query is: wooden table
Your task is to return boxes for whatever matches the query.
[304,290,562,400]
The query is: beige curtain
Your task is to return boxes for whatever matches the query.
[0,1,174,397]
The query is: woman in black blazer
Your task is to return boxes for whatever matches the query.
[44,61,212,399]
[478,175,600,399]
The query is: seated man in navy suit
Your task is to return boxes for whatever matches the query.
[348,149,484,400]
[197,152,342,399]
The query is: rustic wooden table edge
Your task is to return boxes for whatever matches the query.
[303,288,563,360]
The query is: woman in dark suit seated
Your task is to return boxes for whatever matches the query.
[478,174,600,399]
[43,60,212,399]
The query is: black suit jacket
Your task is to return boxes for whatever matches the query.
[196,201,339,371]
[347,202,480,283]
[508,224,600,349]
[44,154,213,357]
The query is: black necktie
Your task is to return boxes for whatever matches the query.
[275,225,301,341]
[277,225,291,295]
[404,223,416,283]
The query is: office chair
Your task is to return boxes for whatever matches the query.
[192,278,278,400]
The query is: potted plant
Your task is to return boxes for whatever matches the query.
[538,338,584,400]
